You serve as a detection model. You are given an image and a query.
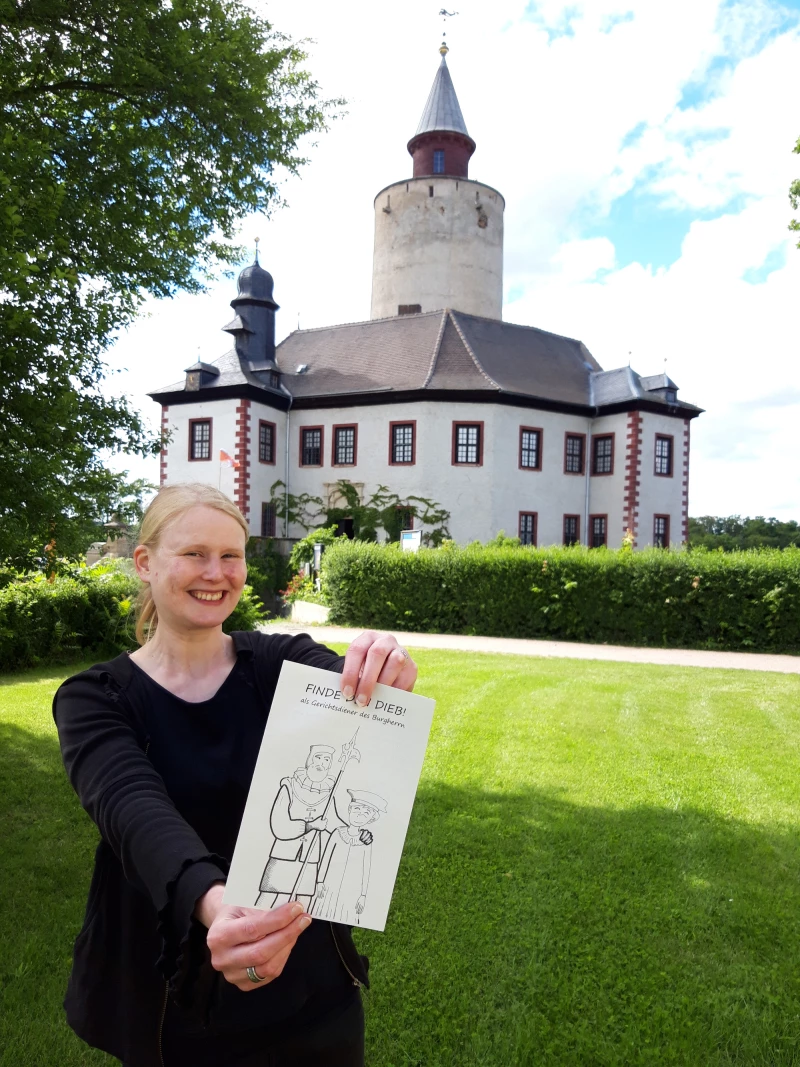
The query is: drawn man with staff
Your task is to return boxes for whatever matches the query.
[256,733,368,909]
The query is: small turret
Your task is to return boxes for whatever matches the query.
[222,240,281,383]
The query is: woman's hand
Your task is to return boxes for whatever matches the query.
[198,887,311,991]
[340,631,418,706]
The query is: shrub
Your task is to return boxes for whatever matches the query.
[0,565,268,672]
[322,542,800,654]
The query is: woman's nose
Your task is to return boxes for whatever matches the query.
[201,555,225,580]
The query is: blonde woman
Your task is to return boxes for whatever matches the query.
[53,484,417,1067]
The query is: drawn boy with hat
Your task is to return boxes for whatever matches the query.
[311,789,388,925]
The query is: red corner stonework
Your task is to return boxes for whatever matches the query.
[234,399,251,522]
[623,411,642,545]
[681,419,691,544]
[159,406,169,487]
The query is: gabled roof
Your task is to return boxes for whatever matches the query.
[415,56,469,138]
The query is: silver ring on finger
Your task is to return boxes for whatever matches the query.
[398,647,410,660]
[246,965,267,983]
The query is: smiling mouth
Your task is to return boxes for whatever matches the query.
[189,591,225,602]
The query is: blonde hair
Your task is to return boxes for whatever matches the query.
[134,483,249,644]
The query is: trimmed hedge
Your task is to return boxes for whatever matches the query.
[0,567,267,672]
[322,542,800,653]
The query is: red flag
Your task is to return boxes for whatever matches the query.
[219,450,240,468]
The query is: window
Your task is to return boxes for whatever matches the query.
[300,426,323,467]
[433,149,445,174]
[591,434,614,475]
[519,512,537,546]
[261,502,276,538]
[398,304,422,315]
[452,422,483,465]
[390,421,416,465]
[396,506,415,531]
[428,185,434,197]
[590,515,607,548]
[332,425,357,466]
[654,515,670,548]
[563,515,580,546]
[189,419,212,461]
[259,421,275,464]
[655,435,674,476]
[519,427,542,470]
[564,433,585,474]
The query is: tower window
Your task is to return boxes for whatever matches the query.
[655,435,674,476]
[188,419,212,461]
[433,150,445,174]
[429,185,434,197]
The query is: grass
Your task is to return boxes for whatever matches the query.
[2,651,800,1065]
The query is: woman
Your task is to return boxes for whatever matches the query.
[53,483,417,1066]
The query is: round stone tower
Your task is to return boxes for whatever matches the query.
[370,43,504,321]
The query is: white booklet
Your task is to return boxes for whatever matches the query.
[224,660,435,932]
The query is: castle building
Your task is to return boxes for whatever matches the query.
[150,44,702,549]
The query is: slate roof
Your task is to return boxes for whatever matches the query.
[414,56,470,138]
[150,308,702,416]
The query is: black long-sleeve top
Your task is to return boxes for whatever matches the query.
[53,630,369,1067]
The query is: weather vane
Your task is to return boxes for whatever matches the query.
[254,235,260,263]
[438,8,458,53]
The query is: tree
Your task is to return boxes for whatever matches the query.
[791,135,800,249]
[688,515,800,551]
[0,0,333,558]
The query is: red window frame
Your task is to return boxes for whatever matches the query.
[563,514,581,546]
[331,424,358,467]
[452,421,484,466]
[591,433,615,476]
[388,421,416,466]
[654,514,670,548]
[518,511,538,546]
[519,426,543,471]
[654,434,674,477]
[564,432,587,475]
[299,425,324,468]
[589,514,608,548]
[258,420,276,465]
[261,502,277,538]
[188,418,212,462]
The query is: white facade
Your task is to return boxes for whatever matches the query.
[162,397,689,549]
[370,177,504,320]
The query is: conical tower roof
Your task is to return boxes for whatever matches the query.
[415,52,469,138]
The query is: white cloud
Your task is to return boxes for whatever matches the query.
[103,0,800,519]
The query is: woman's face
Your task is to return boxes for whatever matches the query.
[134,505,247,634]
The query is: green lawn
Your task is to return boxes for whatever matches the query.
[2,651,800,1066]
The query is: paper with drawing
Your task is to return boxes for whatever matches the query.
[224,660,435,932]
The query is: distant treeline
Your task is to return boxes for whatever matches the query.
[689,516,800,551]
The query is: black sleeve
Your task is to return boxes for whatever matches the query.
[53,670,228,983]
[250,631,347,689]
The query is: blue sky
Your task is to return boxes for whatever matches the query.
[107,0,800,521]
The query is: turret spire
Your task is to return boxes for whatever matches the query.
[407,44,475,178]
